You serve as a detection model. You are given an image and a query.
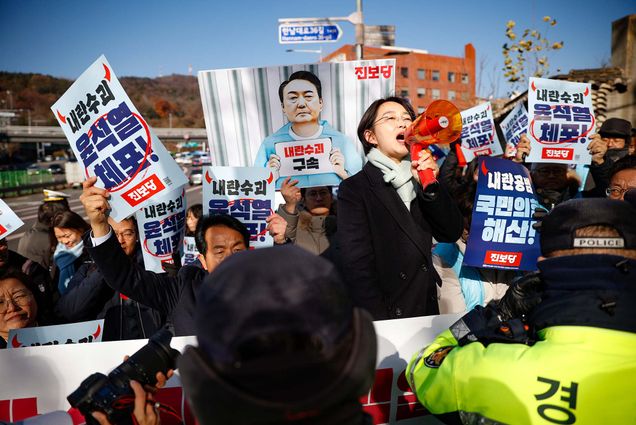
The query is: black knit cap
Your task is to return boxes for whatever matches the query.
[540,198,636,255]
[599,118,632,139]
[195,245,353,366]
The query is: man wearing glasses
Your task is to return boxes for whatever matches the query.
[606,155,636,203]
[56,216,164,341]
[530,163,579,210]
[254,70,363,189]
[585,118,633,197]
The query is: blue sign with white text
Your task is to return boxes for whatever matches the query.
[463,157,541,271]
[279,24,342,43]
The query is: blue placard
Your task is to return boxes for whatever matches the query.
[279,24,341,43]
[463,157,541,271]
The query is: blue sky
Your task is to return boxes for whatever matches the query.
[1,0,634,97]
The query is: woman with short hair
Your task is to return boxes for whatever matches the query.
[337,96,463,320]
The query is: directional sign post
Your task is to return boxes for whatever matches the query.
[279,23,342,44]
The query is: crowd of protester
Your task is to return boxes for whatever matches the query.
[1,95,635,425]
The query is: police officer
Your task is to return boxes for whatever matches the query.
[406,198,636,424]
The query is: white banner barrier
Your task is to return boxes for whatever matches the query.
[0,314,461,424]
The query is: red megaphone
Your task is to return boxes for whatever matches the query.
[404,100,463,190]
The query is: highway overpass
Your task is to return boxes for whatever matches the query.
[1,126,208,145]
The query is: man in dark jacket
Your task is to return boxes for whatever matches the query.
[585,118,633,197]
[79,176,249,336]
[55,217,164,341]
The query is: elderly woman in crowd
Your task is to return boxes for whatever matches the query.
[0,271,41,349]
[51,211,91,296]
[337,96,463,320]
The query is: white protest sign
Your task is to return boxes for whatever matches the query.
[526,77,595,164]
[275,138,333,177]
[8,320,104,349]
[0,314,459,424]
[500,102,528,158]
[202,166,275,249]
[0,199,24,239]
[181,236,199,266]
[458,102,503,163]
[135,187,187,273]
[51,55,188,221]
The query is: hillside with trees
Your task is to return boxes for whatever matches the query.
[0,71,204,128]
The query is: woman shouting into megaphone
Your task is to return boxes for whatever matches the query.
[337,96,463,321]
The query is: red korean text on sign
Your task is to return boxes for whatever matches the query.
[484,250,522,267]
[354,65,393,80]
[122,174,166,207]
[541,148,574,161]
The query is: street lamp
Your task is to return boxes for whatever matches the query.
[285,48,323,62]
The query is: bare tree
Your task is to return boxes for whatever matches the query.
[502,16,564,93]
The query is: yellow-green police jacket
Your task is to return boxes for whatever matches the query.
[407,255,636,425]
[407,327,636,424]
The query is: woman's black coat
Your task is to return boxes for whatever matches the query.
[337,162,463,320]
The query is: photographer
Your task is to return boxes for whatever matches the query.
[406,198,636,424]
[68,329,177,425]
[90,378,163,425]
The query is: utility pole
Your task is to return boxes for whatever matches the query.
[354,0,364,60]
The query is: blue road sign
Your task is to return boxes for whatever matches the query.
[279,23,342,44]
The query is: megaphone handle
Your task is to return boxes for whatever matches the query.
[410,143,438,190]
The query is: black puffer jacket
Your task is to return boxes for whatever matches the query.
[85,232,207,336]
[56,247,165,341]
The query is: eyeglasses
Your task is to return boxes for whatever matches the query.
[305,189,331,198]
[114,230,136,240]
[373,113,413,128]
[601,137,626,149]
[0,290,33,314]
[606,186,634,199]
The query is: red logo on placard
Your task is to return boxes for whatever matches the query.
[0,224,6,237]
[474,148,492,156]
[541,147,574,160]
[484,250,522,267]
[122,174,165,207]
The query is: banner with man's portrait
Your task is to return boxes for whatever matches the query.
[198,60,396,188]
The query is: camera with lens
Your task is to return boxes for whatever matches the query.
[67,329,180,425]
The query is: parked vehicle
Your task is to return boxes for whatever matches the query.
[26,164,42,175]
[189,168,203,185]
[48,164,64,174]
[192,153,211,167]
[175,152,194,165]
[65,161,84,188]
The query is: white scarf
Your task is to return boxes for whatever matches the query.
[366,148,416,210]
